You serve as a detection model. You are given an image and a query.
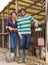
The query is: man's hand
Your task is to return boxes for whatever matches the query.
[34,22,39,28]
[19,34,23,40]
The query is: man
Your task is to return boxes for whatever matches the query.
[17,8,39,63]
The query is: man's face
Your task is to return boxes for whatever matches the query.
[21,10,26,16]
[12,13,16,19]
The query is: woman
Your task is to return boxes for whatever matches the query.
[6,12,18,61]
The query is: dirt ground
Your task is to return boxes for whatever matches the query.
[0,61,26,65]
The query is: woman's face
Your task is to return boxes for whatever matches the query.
[12,13,17,19]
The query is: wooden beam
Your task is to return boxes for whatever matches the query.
[31,10,45,16]
[0,33,9,35]
[2,13,4,48]
[9,8,15,10]
[19,0,42,4]
[18,0,34,5]
[19,0,43,8]
[18,4,44,12]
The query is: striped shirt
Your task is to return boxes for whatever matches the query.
[17,15,38,35]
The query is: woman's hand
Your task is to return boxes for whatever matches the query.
[12,28,17,31]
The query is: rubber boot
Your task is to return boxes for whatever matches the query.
[14,49,16,61]
[17,50,24,63]
[14,49,20,62]
[23,50,28,63]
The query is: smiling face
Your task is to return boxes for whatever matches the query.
[11,12,17,19]
[20,10,26,16]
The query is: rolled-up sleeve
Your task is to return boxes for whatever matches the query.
[31,16,39,23]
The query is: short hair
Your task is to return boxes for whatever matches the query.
[20,8,26,12]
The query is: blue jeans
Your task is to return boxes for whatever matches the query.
[19,34,31,50]
[10,33,18,50]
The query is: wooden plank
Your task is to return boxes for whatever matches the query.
[2,13,4,48]
[0,33,9,35]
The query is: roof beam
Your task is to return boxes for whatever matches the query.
[26,11,45,17]
[18,4,43,11]
[19,0,43,8]
[31,10,45,16]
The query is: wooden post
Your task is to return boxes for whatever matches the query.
[15,0,19,57]
[15,0,18,17]
[45,0,48,64]
[2,13,4,48]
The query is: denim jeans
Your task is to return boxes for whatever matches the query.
[10,33,18,51]
[19,34,31,50]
